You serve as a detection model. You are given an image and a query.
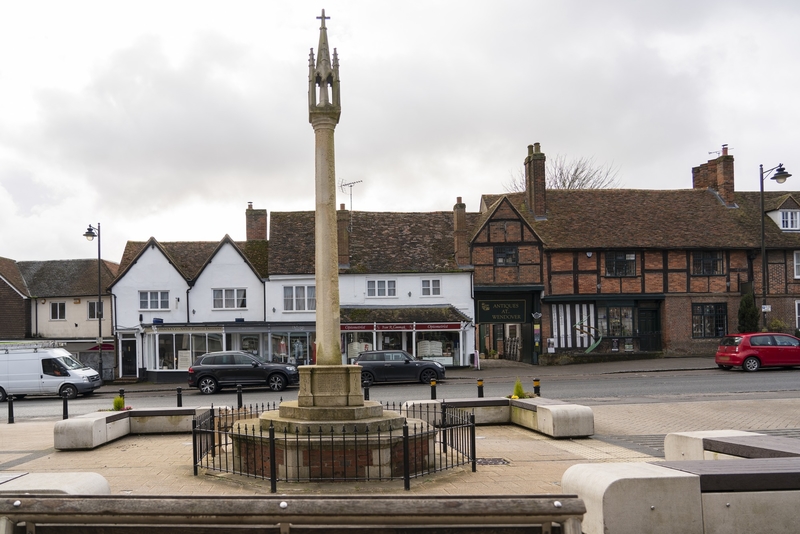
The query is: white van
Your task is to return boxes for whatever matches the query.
[0,343,103,401]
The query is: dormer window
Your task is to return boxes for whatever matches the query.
[781,210,800,230]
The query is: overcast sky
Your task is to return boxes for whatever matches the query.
[2,1,799,263]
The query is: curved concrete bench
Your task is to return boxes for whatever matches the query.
[665,430,800,461]
[403,397,594,438]
[55,407,208,450]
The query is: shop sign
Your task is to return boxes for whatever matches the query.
[477,299,527,323]
[341,322,461,331]
[416,323,461,330]
[341,324,373,331]
[377,324,413,331]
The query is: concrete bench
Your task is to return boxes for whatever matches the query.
[0,472,110,495]
[562,458,800,534]
[665,430,800,461]
[54,407,207,450]
[403,397,594,438]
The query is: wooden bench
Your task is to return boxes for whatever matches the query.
[665,430,800,461]
[0,495,585,533]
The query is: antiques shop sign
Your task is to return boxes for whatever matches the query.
[477,299,527,323]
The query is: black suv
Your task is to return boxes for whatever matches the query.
[354,350,445,387]
[187,351,299,394]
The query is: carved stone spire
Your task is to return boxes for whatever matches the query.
[309,9,341,121]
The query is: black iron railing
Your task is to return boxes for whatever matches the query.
[192,401,475,492]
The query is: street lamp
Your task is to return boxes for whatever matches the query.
[760,164,792,331]
[83,223,104,380]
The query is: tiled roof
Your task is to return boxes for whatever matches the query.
[478,189,800,250]
[116,237,268,284]
[0,256,28,296]
[340,305,471,324]
[17,259,119,297]
[269,211,462,275]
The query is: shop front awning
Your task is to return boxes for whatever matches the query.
[340,305,471,328]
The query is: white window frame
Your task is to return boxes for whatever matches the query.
[796,300,800,330]
[421,279,441,296]
[212,288,247,310]
[139,291,170,310]
[794,251,800,279]
[88,300,103,320]
[283,285,316,312]
[366,279,397,298]
[782,210,800,230]
[50,302,66,321]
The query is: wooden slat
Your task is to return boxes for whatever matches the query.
[660,458,800,492]
[703,435,800,458]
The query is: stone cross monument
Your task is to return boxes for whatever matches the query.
[283,9,367,415]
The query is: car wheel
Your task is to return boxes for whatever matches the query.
[743,356,761,372]
[0,388,6,402]
[198,376,218,395]
[717,364,732,370]
[268,374,287,392]
[361,371,375,387]
[420,369,438,384]
[60,384,78,399]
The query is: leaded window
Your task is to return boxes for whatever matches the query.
[692,303,727,338]
[606,252,636,277]
[692,251,724,275]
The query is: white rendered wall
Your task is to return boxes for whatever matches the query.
[31,296,112,339]
[190,243,264,322]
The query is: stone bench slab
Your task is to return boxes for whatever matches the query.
[664,430,761,461]
[0,472,110,495]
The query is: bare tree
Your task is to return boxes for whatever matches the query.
[505,155,620,192]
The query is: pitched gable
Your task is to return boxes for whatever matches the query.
[0,256,28,297]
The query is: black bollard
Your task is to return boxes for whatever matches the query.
[62,392,69,420]
[7,395,14,424]
[430,379,437,400]
[533,377,540,396]
[364,385,370,401]
[176,387,183,408]
[237,384,243,409]
[118,388,125,402]
[477,378,484,398]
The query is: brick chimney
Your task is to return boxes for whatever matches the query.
[453,197,469,266]
[525,143,547,219]
[245,202,267,240]
[337,203,350,268]
[692,145,735,206]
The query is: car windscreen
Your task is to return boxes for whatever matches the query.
[719,337,742,347]
[56,356,88,369]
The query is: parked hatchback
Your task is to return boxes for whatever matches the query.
[188,351,299,394]
[354,350,445,387]
[715,333,800,372]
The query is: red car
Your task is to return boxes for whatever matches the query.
[715,333,800,372]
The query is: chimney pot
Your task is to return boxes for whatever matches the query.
[457,196,462,203]
[528,145,534,157]
[247,202,253,209]
[722,144,728,156]
[534,142,541,154]
[340,203,345,210]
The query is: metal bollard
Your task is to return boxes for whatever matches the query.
[477,378,484,398]
[118,388,125,402]
[363,385,370,401]
[533,377,540,396]
[430,379,437,400]
[62,392,69,420]
[7,396,14,424]
[237,384,243,409]
[176,387,183,408]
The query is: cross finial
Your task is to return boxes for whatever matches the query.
[317,9,329,29]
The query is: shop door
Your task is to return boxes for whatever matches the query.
[638,310,661,351]
[121,340,137,376]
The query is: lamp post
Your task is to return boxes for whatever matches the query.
[83,223,104,381]
[759,164,792,331]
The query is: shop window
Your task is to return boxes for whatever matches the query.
[213,288,247,309]
[50,302,66,320]
[367,279,396,297]
[597,306,634,337]
[421,279,441,296]
[692,251,724,276]
[692,303,727,338]
[140,291,169,310]
[605,252,636,277]
[494,246,518,266]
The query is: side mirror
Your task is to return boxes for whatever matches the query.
[404,359,411,364]
[252,361,259,367]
